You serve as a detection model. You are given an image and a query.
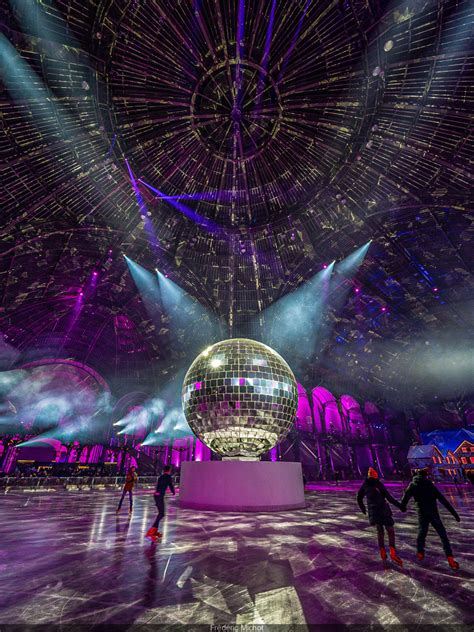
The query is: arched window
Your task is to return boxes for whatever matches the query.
[341,394,365,436]
[312,387,344,434]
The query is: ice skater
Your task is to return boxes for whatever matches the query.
[357,467,404,565]
[401,467,461,570]
[116,466,138,515]
[146,465,175,542]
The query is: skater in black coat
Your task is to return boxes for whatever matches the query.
[401,468,461,569]
[145,465,175,542]
[357,467,404,565]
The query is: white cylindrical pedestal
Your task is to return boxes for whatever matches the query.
[179,461,305,512]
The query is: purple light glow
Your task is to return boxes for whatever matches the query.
[312,386,345,434]
[340,394,364,427]
[194,439,211,462]
[194,439,203,462]
[124,160,159,253]
[236,0,245,54]
[139,179,222,234]
[277,0,311,83]
[154,192,227,202]
[254,0,277,110]
[261,0,277,69]
[235,0,245,107]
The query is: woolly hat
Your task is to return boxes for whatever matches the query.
[368,467,379,479]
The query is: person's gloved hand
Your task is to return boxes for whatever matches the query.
[361,508,367,515]
[454,513,461,522]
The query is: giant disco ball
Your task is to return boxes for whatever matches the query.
[182,338,298,459]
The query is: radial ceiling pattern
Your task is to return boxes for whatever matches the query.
[90,0,473,228]
[0,0,473,404]
[94,0,373,226]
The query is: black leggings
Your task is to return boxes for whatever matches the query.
[376,524,396,548]
[117,489,133,511]
[152,494,165,529]
[417,515,453,557]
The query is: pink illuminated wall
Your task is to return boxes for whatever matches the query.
[193,438,211,462]
[312,386,344,434]
[171,437,193,467]
[88,444,103,463]
[341,394,367,437]
[79,446,89,463]
[68,442,80,463]
[269,446,278,461]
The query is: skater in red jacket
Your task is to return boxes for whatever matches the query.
[116,466,138,515]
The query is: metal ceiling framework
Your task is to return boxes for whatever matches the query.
[0,0,473,405]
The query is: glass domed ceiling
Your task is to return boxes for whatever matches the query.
[1,0,473,397]
[94,0,372,226]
